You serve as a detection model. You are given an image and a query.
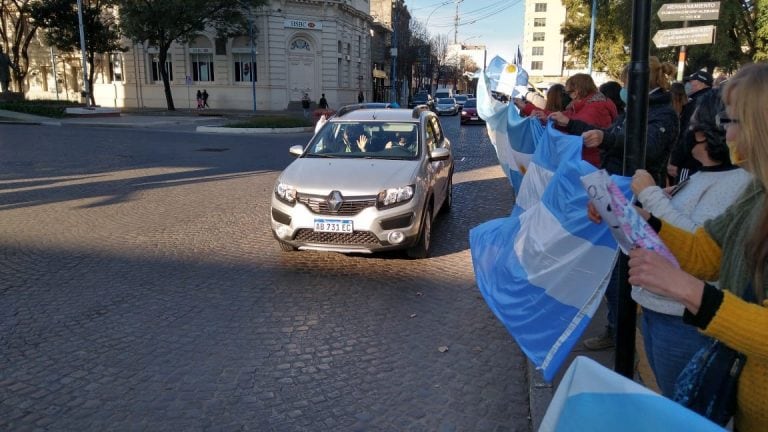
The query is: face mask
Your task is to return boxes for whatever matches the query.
[619,88,628,104]
[684,82,693,95]
[727,140,747,166]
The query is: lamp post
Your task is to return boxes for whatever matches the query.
[248,7,256,112]
[390,0,399,104]
[76,0,90,107]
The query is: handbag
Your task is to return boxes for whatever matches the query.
[672,339,746,426]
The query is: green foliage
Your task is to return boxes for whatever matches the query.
[30,0,121,54]
[0,99,78,117]
[224,116,312,128]
[562,0,764,76]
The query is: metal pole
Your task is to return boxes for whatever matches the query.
[587,0,597,74]
[676,1,691,82]
[50,47,59,100]
[390,1,398,104]
[249,9,257,112]
[615,0,651,379]
[76,0,90,107]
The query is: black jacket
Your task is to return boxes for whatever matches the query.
[670,87,713,177]
[567,90,679,186]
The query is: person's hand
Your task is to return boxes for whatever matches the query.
[531,110,548,122]
[512,98,526,110]
[667,163,678,178]
[628,248,705,314]
[384,141,393,149]
[631,169,656,196]
[587,201,602,224]
[549,111,569,127]
[356,135,369,151]
[581,130,604,148]
[634,205,651,221]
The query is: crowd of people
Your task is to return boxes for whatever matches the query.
[513,60,765,430]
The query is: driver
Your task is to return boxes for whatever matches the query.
[342,125,369,152]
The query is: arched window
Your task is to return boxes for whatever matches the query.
[232,36,257,82]
[189,36,214,82]
[290,38,312,53]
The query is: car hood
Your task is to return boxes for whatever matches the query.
[279,158,421,195]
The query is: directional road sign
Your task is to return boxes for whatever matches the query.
[652,25,716,48]
[657,2,720,22]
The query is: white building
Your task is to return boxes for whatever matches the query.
[24,0,378,110]
[522,0,567,83]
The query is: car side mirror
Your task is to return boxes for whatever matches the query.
[429,147,450,161]
[289,145,304,156]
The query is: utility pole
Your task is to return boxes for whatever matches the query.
[454,0,460,44]
[390,0,399,104]
[676,0,691,81]
[587,0,597,74]
[76,0,90,107]
[249,7,257,112]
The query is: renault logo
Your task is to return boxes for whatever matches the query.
[327,191,343,212]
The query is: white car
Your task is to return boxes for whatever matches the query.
[270,104,454,258]
[435,97,459,116]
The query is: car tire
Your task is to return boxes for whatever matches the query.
[277,240,297,252]
[407,206,432,259]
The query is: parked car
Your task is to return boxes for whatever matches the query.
[270,104,454,258]
[434,88,453,100]
[454,94,468,107]
[435,97,459,116]
[409,92,435,111]
[460,99,484,124]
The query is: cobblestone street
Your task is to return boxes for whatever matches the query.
[0,117,530,431]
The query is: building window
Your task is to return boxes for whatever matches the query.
[191,53,214,81]
[533,32,545,42]
[338,58,342,87]
[109,53,123,82]
[234,54,256,82]
[532,47,544,56]
[531,61,543,70]
[534,18,546,27]
[535,3,547,12]
[358,35,361,57]
[149,53,173,82]
[338,40,342,53]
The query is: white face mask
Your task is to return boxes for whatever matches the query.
[684,82,693,95]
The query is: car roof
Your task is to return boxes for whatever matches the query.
[332,106,430,122]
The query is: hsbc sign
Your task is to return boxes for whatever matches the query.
[284,20,323,30]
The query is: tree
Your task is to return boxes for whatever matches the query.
[562,0,763,77]
[116,0,267,110]
[0,0,38,92]
[431,33,450,88]
[31,0,122,105]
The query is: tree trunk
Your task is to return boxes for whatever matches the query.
[88,52,96,106]
[158,44,175,110]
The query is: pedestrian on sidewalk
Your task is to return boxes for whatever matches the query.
[301,93,311,118]
[358,90,364,104]
[318,93,328,110]
[202,89,210,109]
[196,90,203,110]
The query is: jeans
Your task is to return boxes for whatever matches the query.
[604,263,620,334]
[641,307,712,397]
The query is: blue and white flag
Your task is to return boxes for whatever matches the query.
[477,56,540,191]
[470,123,630,382]
[540,356,723,431]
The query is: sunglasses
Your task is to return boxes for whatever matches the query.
[715,111,740,129]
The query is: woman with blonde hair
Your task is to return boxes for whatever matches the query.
[628,63,768,431]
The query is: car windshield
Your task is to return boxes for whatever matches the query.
[455,95,467,102]
[414,94,429,101]
[463,99,477,108]
[438,98,455,104]
[304,121,420,160]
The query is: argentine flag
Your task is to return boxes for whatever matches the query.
[477,56,540,192]
[470,122,629,382]
[540,356,723,431]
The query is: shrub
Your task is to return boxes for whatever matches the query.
[224,116,312,128]
[0,100,79,118]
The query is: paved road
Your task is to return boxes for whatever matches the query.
[0,116,530,431]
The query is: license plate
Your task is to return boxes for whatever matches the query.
[314,218,353,233]
[471,117,479,120]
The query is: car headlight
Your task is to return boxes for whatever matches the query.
[461,110,467,115]
[275,182,297,204]
[377,185,414,208]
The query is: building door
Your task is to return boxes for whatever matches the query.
[288,37,315,102]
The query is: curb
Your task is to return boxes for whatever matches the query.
[527,360,554,431]
[0,119,62,126]
[196,125,314,134]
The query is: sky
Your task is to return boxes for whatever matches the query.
[405,0,525,64]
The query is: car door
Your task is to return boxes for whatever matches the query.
[425,115,450,211]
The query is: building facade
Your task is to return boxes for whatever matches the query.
[23,0,383,111]
[522,0,567,83]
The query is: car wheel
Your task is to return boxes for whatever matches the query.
[277,240,297,252]
[407,207,432,259]
[441,175,453,214]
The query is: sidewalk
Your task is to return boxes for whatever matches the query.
[0,107,310,130]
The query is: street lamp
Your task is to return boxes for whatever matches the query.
[248,7,257,112]
[390,0,398,104]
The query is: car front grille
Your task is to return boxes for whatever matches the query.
[297,194,377,216]
[294,229,381,245]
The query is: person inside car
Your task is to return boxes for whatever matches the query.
[341,125,369,152]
